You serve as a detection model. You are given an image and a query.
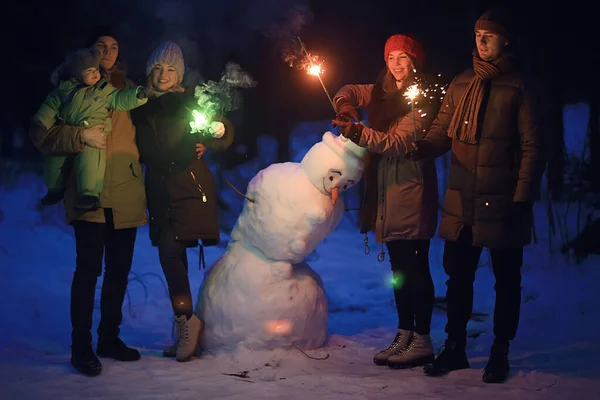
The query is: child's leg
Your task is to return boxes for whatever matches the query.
[41,155,72,205]
[75,146,106,198]
[44,155,71,191]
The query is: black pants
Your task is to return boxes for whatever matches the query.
[158,227,193,318]
[70,209,137,350]
[386,239,434,335]
[443,226,523,346]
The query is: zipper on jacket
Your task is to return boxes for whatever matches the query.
[190,171,208,202]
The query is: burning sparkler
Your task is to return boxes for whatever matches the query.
[401,73,449,181]
[187,62,256,138]
[403,81,422,144]
[296,36,336,113]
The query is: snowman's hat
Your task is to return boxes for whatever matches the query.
[300,131,367,193]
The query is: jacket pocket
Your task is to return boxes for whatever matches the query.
[442,189,462,218]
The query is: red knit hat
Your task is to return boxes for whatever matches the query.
[384,34,425,68]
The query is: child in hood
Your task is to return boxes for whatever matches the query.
[34,48,149,210]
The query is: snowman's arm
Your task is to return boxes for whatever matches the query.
[333,84,375,109]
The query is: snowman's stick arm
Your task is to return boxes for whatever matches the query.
[225,179,255,203]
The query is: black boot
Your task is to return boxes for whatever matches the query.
[423,338,470,376]
[41,190,65,206]
[71,345,102,376]
[75,195,101,211]
[482,340,510,383]
[97,337,141,361]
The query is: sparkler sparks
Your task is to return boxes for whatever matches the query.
[283,37,336,113]
[297,37,335,112]
[403,83,422,102]
[307,63,323,76]
[188,62,256,136]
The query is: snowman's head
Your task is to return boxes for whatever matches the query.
[300,131,367,205]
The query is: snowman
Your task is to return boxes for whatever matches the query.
[195,131,366,350]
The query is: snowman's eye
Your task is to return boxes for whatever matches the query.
[329,176,333,181]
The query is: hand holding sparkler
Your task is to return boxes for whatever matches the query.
[335,98,360,123]
[331,117,363,145]
[188,109,225,139]
[404,140,434,161]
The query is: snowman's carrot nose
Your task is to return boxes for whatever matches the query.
[331,187,339,206]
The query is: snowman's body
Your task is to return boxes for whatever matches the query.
[195,132,366,350]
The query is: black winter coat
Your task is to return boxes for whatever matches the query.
[132,90,233,247]
[425,57,544,248]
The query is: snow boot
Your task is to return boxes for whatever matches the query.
[40,189,65,206]
[387,332,435,369]
[96,337,141,361]
[423,338,470,376]
[482,340,510,383]
[175,315,204,362]
[373,329,411,365]
[71,344,102,377]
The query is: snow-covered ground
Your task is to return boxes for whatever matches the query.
[1,104,598,399]
[1,167,599,399]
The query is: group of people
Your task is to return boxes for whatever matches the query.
[29,6,544,386]
[331,7,543,384]
[30,27,232,376]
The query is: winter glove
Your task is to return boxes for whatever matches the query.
[405,140,434,161]
[208,121,225,138]
[336,98,359,122]
[332,118,363,145]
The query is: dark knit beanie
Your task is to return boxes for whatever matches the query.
[65,48,100,77]
[475,8,514,41]
[84,25,119,48]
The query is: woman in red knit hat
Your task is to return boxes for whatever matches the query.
[332,34,442,369]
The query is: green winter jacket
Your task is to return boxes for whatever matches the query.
[35,77,146,135]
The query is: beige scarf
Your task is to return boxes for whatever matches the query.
[447,52,504,144]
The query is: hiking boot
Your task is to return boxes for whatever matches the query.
[482,340,510,383]
[423,338,470,376]
[388,332,435,369]
[373,329,411,366]
[175,315,204,362]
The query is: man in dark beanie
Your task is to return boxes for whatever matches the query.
[30,24,149,377]
[84,25,119,49]
[407,8,544,383]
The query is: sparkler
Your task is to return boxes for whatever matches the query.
[403,82,422,144]
[187,62,256,138]
[402,73,448,146]
[188,107,224,139]
[296,36,337,113]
